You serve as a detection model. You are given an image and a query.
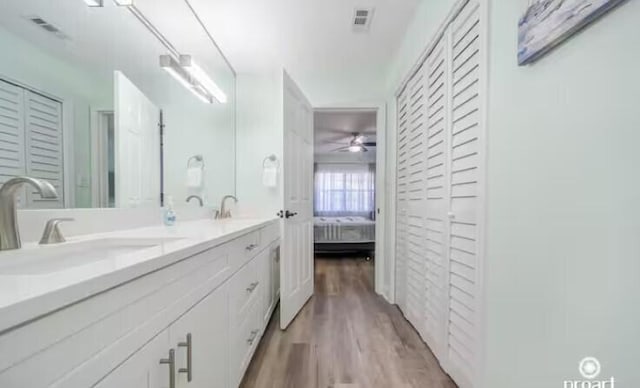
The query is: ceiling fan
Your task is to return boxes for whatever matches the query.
[331,133,376,153]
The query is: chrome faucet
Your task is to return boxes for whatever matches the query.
[39,218,74,245]
[216,195,238,219]
[186,195,203,207]
[0,177,58,250]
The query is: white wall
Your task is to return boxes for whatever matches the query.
[159,81,236,208]
[235,71,284,218]
[0,26,112,208]
[485,1,640,386]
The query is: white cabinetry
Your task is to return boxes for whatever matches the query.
[0,221,280,388]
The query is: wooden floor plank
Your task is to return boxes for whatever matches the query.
[240,257,457,388]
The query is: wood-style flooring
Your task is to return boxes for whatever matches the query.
[240,257,457,388]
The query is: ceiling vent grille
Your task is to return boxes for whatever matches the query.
[26,16,69,40]
[353,7,374,32]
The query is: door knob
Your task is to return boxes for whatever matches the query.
[285,210,298,218]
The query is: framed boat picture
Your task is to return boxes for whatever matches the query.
[518,0,628,65]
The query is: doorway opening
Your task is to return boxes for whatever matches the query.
[92,110,116,208]
[312,108,385,294]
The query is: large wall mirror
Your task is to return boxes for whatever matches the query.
[0,0,236,209]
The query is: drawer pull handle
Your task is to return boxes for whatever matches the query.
[159,349,176,388]
[247,329,259,345]
[178,333,193,382]
[245,243,258,251]
[246,281,259,293]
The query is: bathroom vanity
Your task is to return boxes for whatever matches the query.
[0,218,280,388]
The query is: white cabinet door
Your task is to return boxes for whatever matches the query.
[94,331,170,388]
[280,71,314,330]
[258,248,274,327]
[168,285,229,388]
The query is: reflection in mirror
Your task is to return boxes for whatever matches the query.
[0,0,236,209]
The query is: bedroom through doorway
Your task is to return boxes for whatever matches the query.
[313,108,382,289]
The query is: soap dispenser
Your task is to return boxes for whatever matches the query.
[163,195,177,226]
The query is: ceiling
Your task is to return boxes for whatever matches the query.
[314,110,376,154]
[188,0,421,104]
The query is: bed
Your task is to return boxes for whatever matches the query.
[314,216,375,257]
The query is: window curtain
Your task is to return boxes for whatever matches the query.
[314,163,375,218]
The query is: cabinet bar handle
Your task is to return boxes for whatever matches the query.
[159,349,176,388]
[247,329,259,345]
[246,281,259,293]
[245,243,258,251]
[178,333,193,382]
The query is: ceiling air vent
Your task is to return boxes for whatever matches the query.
[26,15,69,40]
[353,7,374,32]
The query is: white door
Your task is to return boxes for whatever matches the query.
[168,285,228,388]
[423,32,450,362]
[114,71,161,208]
[395,88,410,315]
[280,71,314,330]
[445,1,483,386]
[94,330,170,388]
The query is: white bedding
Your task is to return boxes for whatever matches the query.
[314,216,375,243]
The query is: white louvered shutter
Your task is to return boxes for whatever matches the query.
[24,90,64,208]
[446,1,482,386]
[395,87,410,314]
[404,64,428,331]
[0,80,26,188]
[423,32,450,360]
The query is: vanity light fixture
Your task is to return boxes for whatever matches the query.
[179,55,227,104]
[160,55,214,104]
[84,0,104,6]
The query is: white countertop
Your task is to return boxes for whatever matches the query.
[0,217,277,333]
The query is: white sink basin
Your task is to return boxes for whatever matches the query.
[0,237,183,275]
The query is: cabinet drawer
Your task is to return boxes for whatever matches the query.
[229,295,261,388]
[229,230,261,270]
[260,221,279,246]
[228,258,261,326]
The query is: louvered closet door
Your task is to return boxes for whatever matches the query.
[422,32,450,361]
[24,90,64,208]
[404,64,428,331]
[0,80,26,189]
[446,1,482,386]
[395,88,410,314]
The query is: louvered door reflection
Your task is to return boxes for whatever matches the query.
[395,87,410,314]
[0,79,64,208]
[0,80,26,188]
[24,90,64,208]
[446,1,482,386]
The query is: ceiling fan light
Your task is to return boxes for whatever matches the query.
[348,145,362,153]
